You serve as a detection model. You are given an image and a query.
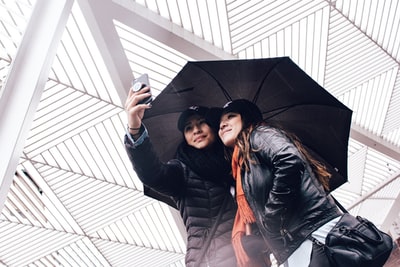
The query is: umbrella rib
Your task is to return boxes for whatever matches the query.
[253,60,282,103]
[263,106,292,121]
[194,64,232,101]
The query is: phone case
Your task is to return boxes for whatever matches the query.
[132,73,149,92]
[132,74,152,104]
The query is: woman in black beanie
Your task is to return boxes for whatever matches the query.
[219,99,341,267]
[124,85,237,266]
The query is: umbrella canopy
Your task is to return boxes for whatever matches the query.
[143,57,352,192]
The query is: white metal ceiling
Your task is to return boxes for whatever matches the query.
[1,0,400,266]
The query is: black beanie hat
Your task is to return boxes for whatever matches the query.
[222,99,263,127]
[177,106,222,132]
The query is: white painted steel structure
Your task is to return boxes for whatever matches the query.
[1,0,400,266]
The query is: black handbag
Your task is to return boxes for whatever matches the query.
[324,197,394,267]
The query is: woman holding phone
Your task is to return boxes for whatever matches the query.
[124,84,238,266]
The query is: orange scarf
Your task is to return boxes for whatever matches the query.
[231,146,262,267]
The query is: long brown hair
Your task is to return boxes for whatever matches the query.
[235,120,332,191]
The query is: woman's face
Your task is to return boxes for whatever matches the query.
[219,112,243,148]
[183,115,216,149]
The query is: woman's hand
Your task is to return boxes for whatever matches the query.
[124,85,152,135]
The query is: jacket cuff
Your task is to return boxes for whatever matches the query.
[125,124,148,148]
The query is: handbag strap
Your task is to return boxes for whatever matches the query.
[307,195,348,245]
[331,195,349,213]
[197,194,230,266]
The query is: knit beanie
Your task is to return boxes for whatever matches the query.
[222,99,263,127]
[177,105,222,132]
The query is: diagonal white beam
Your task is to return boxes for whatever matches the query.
[350,124,400,232]
[76,0,134,103]
[350,123,400,160]
[0,0,74,211]
[347,171,400,232]
[113,0,235,61]
[78,0,235,104]
[381,175,400,233]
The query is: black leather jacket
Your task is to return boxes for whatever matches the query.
[242,126,341,264]
[125,135,237,267]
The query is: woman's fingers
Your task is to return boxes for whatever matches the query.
[125,86,151,109]
[125,85,152,129]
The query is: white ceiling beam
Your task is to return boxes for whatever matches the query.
[347,171,400,232]
[381,177,400,233]
[77,0,134,103]
[350,123,400,160]
[111,0,235,61]
[348,123,400,232]
[0,0,74,211]
[78,0,235,105]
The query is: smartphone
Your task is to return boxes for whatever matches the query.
[132,73,152,104]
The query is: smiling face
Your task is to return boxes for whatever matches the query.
[183,114,216,149]
[219,112,243,148]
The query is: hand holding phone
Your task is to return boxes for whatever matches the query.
[132,74,152,104]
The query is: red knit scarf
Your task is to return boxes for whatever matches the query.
[231,146,263,267]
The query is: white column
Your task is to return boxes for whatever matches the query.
[0,0,74,211]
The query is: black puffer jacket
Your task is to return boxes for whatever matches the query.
[241,126,341,265]
[125,135,237,267]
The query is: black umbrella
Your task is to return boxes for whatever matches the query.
[143,56,352,194]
